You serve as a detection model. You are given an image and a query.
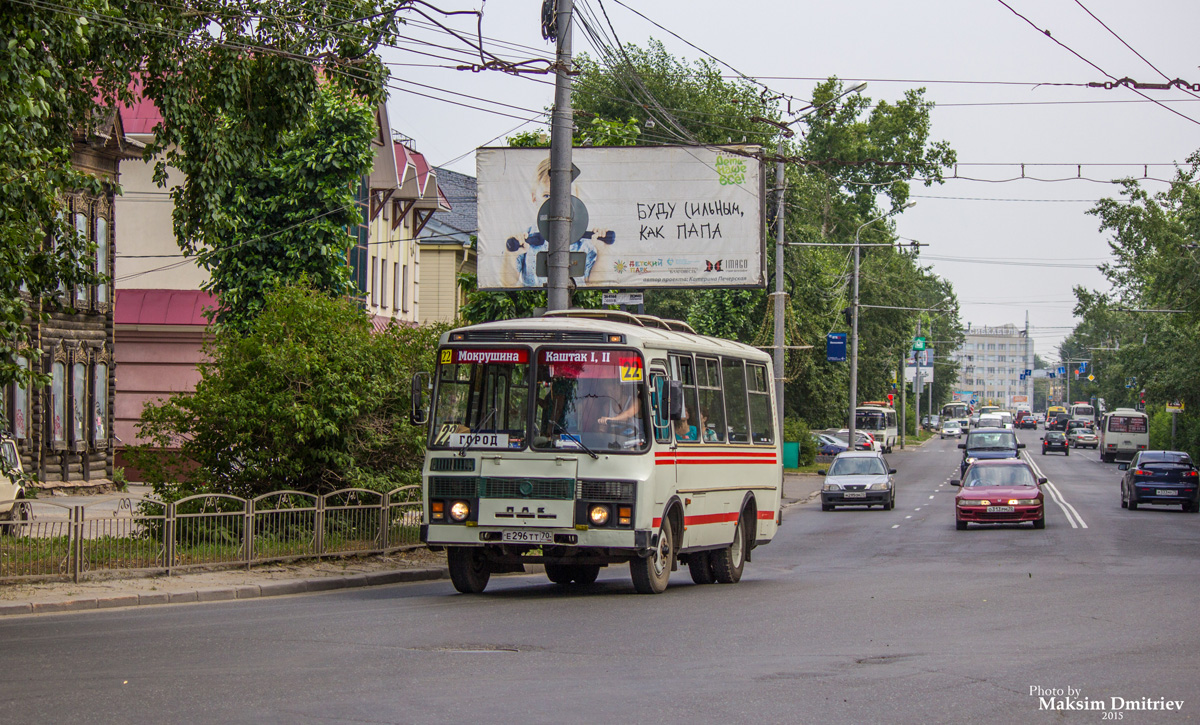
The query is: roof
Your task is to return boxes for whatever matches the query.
[834,450,885,459]
[114,289,215,326]
[419,166,476,243]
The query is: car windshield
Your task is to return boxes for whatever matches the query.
[965,465,1036,487]
[1046,432,1065,440]
[828,457,887,476]
[967,432,1016,449]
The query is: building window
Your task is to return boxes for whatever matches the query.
[379,260,388,309]
[7,356,30,440]
[72,361,86,446]
[50,362,66,445]
[93,363,108,446]
[370,256,378,306]
[393,262,400,310]
[401,264,410,313]
[74,211,89,308]
[95,215,108,305]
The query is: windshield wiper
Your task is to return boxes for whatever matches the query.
[459,408,498,457]
[550,420,599,460]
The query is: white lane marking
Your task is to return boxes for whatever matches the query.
[914,508,921,511]
[905,515,912,519]
[928,495,935,499]
[891,524,900,528]
[1023,451,1088,529]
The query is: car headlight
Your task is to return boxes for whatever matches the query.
[822,482,841,491]
[589,504,610,526]
[870,481,891,490]
[449,500,471,522]
[958,499,988,506]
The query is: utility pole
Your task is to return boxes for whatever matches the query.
[900,351,906,448]
[546,0,574,311]
[1025,310,1032,407]
[772,142,786,435]
[914,317,921,437]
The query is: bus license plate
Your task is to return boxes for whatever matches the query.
[1156,490,1178,496]
[987,506,1015,513]
[502,530,553,544]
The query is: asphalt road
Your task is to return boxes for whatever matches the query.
[3,430,1198,724]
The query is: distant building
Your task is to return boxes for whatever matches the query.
[950,323,1034,408]
[417,166,476,324]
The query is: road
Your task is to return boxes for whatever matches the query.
[3,428,1198,724]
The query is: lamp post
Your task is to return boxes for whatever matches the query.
[769,82,867,435]
[848,201,916,447]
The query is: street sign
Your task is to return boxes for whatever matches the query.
[1058,366,1066,376]
[1087,374,1095,382]
[1079,361,1088,372]
[912,336,926,351]
[536,195,589,244]
[970,398,977,406]
[602,292,644,306]
[1167,400,1185,412]
[826,332,847,363]
[1049,372,1056,379]
[1024,369,1032,377]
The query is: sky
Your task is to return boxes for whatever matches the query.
[379,0,1200,358]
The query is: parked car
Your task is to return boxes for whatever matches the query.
[952,458,1046,529]
[1,437,28,533]
[921,414,941,431]
[1119,451,1200,512]
[818,450,897,511]
[835,429,877,451]
[940,419,963,439]
[1041,431,1069,455]
[958,427,1025,475]
[812,433,849,456]
[1070,428,1099,449]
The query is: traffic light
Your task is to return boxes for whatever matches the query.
[842,306,853,327]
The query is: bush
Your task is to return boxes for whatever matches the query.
[784,418,817,466]
[128,283,446,501]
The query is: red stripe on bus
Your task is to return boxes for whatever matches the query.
[655,458,777,465]
[659,450,778,457]
[652,512,741,528]
[757,510,775,520]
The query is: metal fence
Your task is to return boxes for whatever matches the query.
[0,486,423,583]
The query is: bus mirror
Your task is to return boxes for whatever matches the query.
[410,372,430,426]
[667,381,684,421]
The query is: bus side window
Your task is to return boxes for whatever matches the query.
[650,372,671,443]
[747,363,774,444]
[696,357,725,443]
[722,358,750,443]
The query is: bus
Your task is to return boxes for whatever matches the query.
[941,402,971,427]
[412,310,782,595]
[1070,402,1096,423]
[855,403,898,453]
[1100,408,1149,463]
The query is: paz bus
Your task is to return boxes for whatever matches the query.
[1100,408,1149,463]
[412,310,783,594]
[941,402,971,427]
[855,402,898,453]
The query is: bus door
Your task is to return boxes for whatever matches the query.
[649,367,674,502]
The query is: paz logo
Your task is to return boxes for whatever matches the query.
[705,260,723,272]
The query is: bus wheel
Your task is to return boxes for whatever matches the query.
[631,517,674,594]
[546,563,600,586]
[711,514,747,584]
[687,551,716,584]
[447,547,491,594]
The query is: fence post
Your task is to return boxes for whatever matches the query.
[379,494,389,553]
[315,495,325,559]
[165,501,175,576]
[244,499,255,570]
[71,506,83,584]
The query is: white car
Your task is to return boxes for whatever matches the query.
[835,429,880,452]
[940,420,963,438]
[1,437,27,533]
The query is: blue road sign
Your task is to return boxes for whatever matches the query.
[1024,369,1032,376]
[826,332,847,362]
[1058,366,1066,376]
[1079,361,1088,372]
[970,398,978,406]
[1049,373,1056,379]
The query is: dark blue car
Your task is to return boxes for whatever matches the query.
[1120,451,1200,512]
[813,433,849,456]
[957,427,1025,476]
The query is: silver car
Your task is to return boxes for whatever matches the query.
[941,420,964,438]
[819,450,897,511]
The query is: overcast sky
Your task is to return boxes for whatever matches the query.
[381,0,1200,358]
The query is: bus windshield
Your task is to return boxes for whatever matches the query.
[1108,415,1147,433]
[533,349,648,453]
[855,411,887,430]
[431,348,531,450]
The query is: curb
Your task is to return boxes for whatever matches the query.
[0,567,449,618]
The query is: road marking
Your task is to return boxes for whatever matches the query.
[1023,451,1088,529]
[928,495,935,499]
[914,507,921,511]
[905,515,912,519]
[891,524,900,528]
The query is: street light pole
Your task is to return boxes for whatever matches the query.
[848,201,915,448]
[547,0,574,311]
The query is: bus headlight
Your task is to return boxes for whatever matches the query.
[589,504,610,526]
[449,500,471,522]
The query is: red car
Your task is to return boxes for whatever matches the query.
[952,459,1047,530]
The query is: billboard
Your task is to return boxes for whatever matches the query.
[476,145,764,290]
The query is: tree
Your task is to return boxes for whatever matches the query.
[129,283,444,500]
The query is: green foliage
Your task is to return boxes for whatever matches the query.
[128,284,446,500]
[783,418,817,466]
[199,86,376,329]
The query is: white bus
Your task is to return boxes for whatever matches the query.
[1100,408,1149,463]
[855,403,898,453]
[1070,403,1097,423]
[413,311,783,595]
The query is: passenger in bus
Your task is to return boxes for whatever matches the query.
[676,408,715,442]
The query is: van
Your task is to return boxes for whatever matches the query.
[1,437,27,532]
[1100,408,1149,463]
